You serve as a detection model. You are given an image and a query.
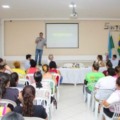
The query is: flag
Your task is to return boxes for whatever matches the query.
[108,32,115,59]
[117,35,120,56]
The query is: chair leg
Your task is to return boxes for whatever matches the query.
[95,101,99,120]
[87,93,91,108]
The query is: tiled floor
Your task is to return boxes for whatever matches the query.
[52,85,95,120]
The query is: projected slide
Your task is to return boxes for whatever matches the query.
[46,23,79,48]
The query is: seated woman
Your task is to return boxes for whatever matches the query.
[42,64,56,84]
[14,85,47,119]
[26,59,39,74]
[10,72,19,87]
[0,72,19,104]
[49,61,61,85]
[0,88,11,117]
[12,61,26,78]
[102,77,120,119]
[96,55,105,67]
[103,60,113,76]
[32,71,43,88]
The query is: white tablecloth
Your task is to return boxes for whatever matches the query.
[59,67,106,85]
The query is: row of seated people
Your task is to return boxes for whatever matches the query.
[0,65,60,119]
[84,61,120,120]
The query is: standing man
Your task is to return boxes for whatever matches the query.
[35,32,46,66]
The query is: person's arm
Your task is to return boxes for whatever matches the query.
[35,37,40,44]
[5,65,13,73]
[102,100,110,107]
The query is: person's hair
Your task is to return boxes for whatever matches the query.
[26,54,31,60]
[13,61,21,68]
[10,72,19,87]
[113,54,117,59]
[49,61,57,69]
[92,62,99,71]
[48,54,54,61]
[0,73,10,97]
[116,77,120,87]
[97,55,103,61]
[30,59,36,67]
[22,85,35,116]
[107,68,115,76]
[0,58,3,63]
[1,112,24,120]
[40,32,43,35]
[0,61,6,70]
[34,71,42,88]
[42,64,49,73]
[115,66,120,74]
[106,60,113,68]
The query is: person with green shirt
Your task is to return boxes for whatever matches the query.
[84,62,105,93]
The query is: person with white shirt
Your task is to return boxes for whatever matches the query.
[111,54,119,68]
[102,77,120,119]
[95,68,116,90]
[24,54,31,71]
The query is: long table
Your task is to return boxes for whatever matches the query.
[59,67,106,85]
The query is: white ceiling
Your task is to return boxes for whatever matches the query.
[0,0,120,20]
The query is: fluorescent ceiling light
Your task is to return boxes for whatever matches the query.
[2,5,10,8]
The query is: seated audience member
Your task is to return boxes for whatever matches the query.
[0,88,11,117]
[84,62,105,93]
[103,60,113,76]
[47,54,54,65]
[49,61,61,85]
[96,55,105,67]
[10,72,19,87]
[24,54,32,71]
[32,71,43,88]
[102,77,120,119]
[26,59,39,74]
[95,68,116,90]
[42,64,56,84]
[1,112,24,120]
[0,72,19,104]
[12,61,25,78]
[115,66,120,78]
[0,59,13,73]
[111,54,119,68]
[14,85,47,119]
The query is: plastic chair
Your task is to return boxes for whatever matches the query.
[102,102,120,120]
[94,89,114,120]
[34,88,51,120]
[26,74,35,84]
[85,82,96,109]
[19,78,29,86]
[24,117,45,120]
[0,99,17,107]
[51,73,61,101]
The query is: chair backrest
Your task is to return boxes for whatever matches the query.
[86,82,97,92]
[34,88,51,107]
[111,102,120,118]
[95,89,114,101]
[24,117,45,120]
[52,73,61,86]
[19,78,29,86]
[42,79,56,95]
[26,74,35,84]
[0,99,17,107]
